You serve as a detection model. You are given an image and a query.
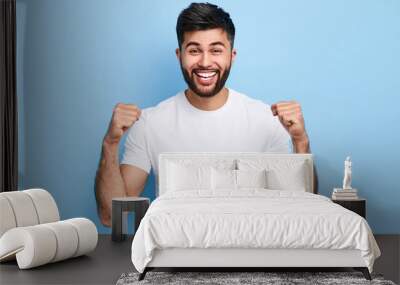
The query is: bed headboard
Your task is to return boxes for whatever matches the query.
[157,152,314,196]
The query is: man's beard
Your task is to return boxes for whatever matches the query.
[180,62,232,98]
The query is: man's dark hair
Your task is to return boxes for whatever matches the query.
[176,2,235,50]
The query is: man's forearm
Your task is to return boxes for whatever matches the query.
[94,141,127,226]
[292,137,318,193]
[292,136,310,154]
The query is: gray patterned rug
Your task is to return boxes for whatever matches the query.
[116,271,396,285]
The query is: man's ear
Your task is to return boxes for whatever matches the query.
[231,48,237,63]
[175,48,180,60]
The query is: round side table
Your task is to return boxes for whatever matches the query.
[111,197,150,242]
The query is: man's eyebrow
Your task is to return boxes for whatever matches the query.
[184,41,226,48]
[210,41,226,47]
[185,41,201,48]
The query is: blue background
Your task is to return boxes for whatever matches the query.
[16,0,400,234]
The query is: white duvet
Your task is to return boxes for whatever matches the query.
[131,189,380,273]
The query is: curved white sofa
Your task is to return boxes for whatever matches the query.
[0,189,98,269]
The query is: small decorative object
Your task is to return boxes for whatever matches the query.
[332,156,359,200]
[342,156,352,190]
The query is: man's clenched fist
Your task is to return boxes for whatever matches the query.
[271,101,308,145]
[104,103,141,145]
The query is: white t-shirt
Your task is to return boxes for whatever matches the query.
[121,88,291,178]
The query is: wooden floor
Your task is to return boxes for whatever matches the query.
[0,234,398,284]
[373,235,400,284]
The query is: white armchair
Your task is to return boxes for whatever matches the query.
[0,189,97,269]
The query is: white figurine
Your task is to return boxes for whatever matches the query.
[342,156,352,190]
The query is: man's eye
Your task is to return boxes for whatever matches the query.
[211,49,223,54]
[189,49,200,54]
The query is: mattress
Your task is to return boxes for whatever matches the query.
[131,189,381,273]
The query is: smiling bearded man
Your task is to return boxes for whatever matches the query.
[178,31,233,98]
[95,2,314,227]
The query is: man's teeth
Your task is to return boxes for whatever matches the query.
[196,72,217,78]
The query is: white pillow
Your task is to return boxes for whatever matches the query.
[212,168,236,190]
[237,169,268,189]
[237,159,308,191]
[267,168,306,191]
[211,168,268,190]
[166,162,212,191]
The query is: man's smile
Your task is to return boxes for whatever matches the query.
[194,70,217,78]
[193,70,219,85]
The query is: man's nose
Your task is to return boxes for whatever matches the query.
[198,52,212,68]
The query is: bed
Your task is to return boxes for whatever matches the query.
[130,152,381,281]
